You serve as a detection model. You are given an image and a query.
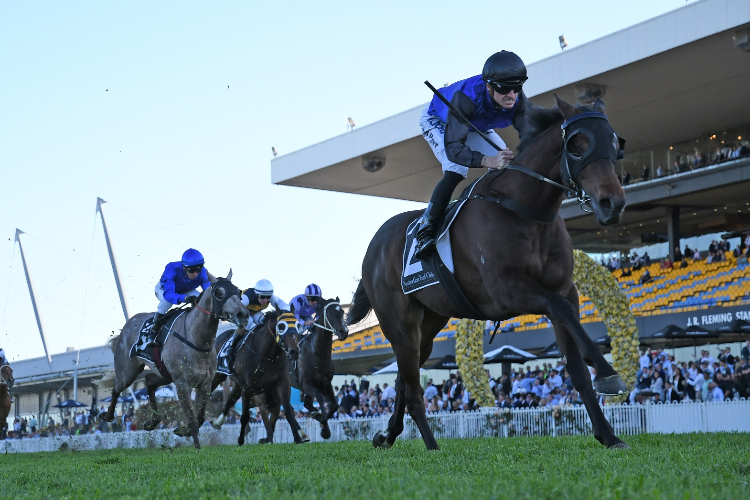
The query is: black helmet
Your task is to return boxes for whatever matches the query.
[482,51,527,87]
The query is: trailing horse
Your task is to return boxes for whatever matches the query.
[347,96,630,451]
[100,272,248,449]
[0,365,13,428]
[290,297,349,439]
[210,310,306,445]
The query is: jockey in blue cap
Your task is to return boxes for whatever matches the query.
[216,278,290,375]
[289,283,322,332]
[414,50,530,259]
[142,248,211,348]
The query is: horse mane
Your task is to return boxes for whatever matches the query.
[516,102,596,153]
[106,333,120,352]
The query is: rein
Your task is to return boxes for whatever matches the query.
[312,301,341,335]
[245,321,288,364]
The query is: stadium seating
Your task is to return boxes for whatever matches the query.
[333,253,750,353]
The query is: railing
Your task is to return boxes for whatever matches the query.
[2,400,749,453]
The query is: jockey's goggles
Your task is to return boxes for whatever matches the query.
[258,294,272,300]
[184,265,203,273]
[306,296,319,302]
[489,80,524,95]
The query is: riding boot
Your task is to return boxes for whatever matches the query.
[414,171,464,259]
[145,312,166,347]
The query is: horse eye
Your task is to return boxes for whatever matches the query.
[215,288,226,299]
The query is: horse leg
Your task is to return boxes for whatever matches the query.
[142,373,169,431]
[194,381,211,429]
[211,381,241,429]
[174,386,201,449]
[258,395,276,444]
[552,319,628,449]
[506,281,625,395]
[278,381,306,444]
[312,386,333,439]
[238,388,251,446]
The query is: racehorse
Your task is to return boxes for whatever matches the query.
[0,365,13,428]
[347,96,630,451]
[100,272,248,449]
[290,297,349,439]
[210,309,306,445]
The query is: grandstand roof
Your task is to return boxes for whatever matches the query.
[272,0,750,251]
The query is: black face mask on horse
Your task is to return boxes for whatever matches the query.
[559,110,624,194]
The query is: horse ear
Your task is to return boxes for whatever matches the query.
[336,296,340,302]
[592,97,606,114]
[554,93,576,119]
[207,272,217,284]
[226,268,233,281]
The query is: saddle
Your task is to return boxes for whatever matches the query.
[129,308,186,377]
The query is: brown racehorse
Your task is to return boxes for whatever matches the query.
[347,96,630,451]
[0,365,13,428]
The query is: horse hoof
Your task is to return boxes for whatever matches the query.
[607,442,630,450]
[321,427,331,440]
[298,430,310,443]
[210,420,223,430]
[372,430,392,449]
[594,375,628,396]
[258,438,270,444]
[309,411,322,421]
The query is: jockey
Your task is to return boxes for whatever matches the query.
[414,50,530,259]
[216,279,290,375]
[289,283,322,331]
[143,248,211,348]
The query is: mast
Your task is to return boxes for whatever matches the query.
[96,198,130,321]
[14,229,52,365]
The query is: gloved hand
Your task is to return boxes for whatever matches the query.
[185,296,198,306]
[481,149,514,169]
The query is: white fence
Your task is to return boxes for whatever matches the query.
[2,400,749,454]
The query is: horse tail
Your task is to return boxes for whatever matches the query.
[106,334,120,352]
[346,280,371,326]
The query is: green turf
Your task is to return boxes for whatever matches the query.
[0,434,748,499]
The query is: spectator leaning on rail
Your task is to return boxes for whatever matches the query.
[414,51,530,259]
[138,248,211,351]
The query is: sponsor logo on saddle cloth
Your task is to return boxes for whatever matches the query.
[401,198,470,295]
[133,310,185,352]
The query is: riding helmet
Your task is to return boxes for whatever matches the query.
[181,248,205,267]
[304,283,322,298]
[482,51,528,86]
[255,279,274,296]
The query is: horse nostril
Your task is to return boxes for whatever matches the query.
[599,197,614,211]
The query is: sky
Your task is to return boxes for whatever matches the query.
[0,1,697,362]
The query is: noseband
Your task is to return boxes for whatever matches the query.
[312,301,342,335]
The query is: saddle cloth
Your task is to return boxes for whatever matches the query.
[401,196,473,295]
[129,309,185,362]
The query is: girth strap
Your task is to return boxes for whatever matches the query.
[469,194,557,224]
[172,332,212,353]
[430,252,489,321]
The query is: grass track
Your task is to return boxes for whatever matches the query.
[1,434,749,499]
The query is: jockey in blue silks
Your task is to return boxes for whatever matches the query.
[414,51,531,259]
[143,248,211,347]
[216,279,290,376]
[289,283,323,332]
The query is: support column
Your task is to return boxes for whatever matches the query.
[668,206,681,262]
[15,229,52,365]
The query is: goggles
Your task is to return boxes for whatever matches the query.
[488,80,524,95]
[185,265,203,274]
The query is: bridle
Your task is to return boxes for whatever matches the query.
[193,278,243,325]
[312,301,343,336]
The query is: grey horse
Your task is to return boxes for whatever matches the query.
[99,271,248,449]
